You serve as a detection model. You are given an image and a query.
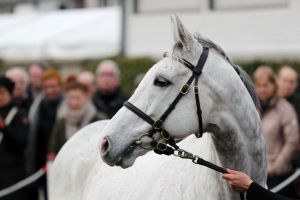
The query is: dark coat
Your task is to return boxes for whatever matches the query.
[247,182,297,200]
[0,103,29,200]
[26,93,63,173]
[92,88,127,118]
[286,93,300,125]
[13,93,33,115]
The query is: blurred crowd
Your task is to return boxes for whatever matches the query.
[253,65,300,198]
[0,61,300,199]
[0,60,128,200]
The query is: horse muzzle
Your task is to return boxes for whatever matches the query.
[100,136,116,166]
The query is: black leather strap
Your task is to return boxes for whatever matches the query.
[194,76,203,138]
[193,47,209,74]
[123,101,155,126]
[124,46,209,151]
[193,157,227,174]
[159,75,195,122]
[160,47,209,124]
[125,48,244,200]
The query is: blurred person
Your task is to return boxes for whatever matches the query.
[92,60,127,118]
[5,67,32,114]
[253,66,299,197]
[277,66,300,197]
[77,71,95,97]
[48,80,106,156]
[28,63,46,99]
[277,66,300,123]
[26,69,64,200]
[134,73,145,89]
[0,76,29,200]
[222,169,297,200]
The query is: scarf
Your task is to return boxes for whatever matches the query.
[64,102,97,139]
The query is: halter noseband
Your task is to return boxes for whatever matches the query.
[124,46,209,153]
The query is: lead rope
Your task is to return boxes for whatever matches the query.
[155,146,245,200]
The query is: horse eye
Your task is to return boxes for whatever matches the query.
[154,76,171,87]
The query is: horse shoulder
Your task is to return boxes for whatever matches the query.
[49,120,109,200]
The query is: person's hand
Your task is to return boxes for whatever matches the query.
[0,116,4,130]
[222,169,253,193]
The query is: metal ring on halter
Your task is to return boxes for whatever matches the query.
[180,84,190,94]
[174,149,194,159]
[160,130,170,141]
[156,140,168,151]
[192,155,201,164]
[153,120,163,130]
[134,133,153,149]
[193,86,199,94]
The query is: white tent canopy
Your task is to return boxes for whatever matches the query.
[0,7,120,62]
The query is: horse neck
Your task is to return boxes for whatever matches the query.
[210,109,260,169]
[204,59,265,179]
[211,105,267,184]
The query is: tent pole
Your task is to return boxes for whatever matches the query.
[119,0,126,56]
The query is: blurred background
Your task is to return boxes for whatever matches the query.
[1,1,300,200]
[0,0,299,94]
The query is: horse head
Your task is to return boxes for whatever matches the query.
[100,15,263,176]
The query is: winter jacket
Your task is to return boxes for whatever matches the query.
[92,88,127,118]
[0,103,29,200]
[247,182,296,200]
[261,98,299,176]
[26,93,63,173]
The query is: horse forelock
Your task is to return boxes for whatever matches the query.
[170,33,261,110]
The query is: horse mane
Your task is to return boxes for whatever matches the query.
[171,33,261,110]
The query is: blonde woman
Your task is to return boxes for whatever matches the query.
[253,66,299,196]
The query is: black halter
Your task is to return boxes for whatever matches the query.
[124,46,209,152]
[123,46,245,200]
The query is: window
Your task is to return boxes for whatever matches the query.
[134,0,201,13]
[212,0,288,10]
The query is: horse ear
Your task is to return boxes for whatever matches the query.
[171,15,194,51]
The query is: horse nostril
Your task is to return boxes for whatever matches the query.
[100,137,110,156]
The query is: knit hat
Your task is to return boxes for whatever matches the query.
[0,76,15,94]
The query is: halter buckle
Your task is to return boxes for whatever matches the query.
[193,86,199,94]
[180,84,190,95]
[153,120,163,130]
[174,149,194,160]
[192,155,201,164]
[160,130,170,141]
[156,140,168,151]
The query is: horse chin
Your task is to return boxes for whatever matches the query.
[116,146,148,169]
[117,157,135,169]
